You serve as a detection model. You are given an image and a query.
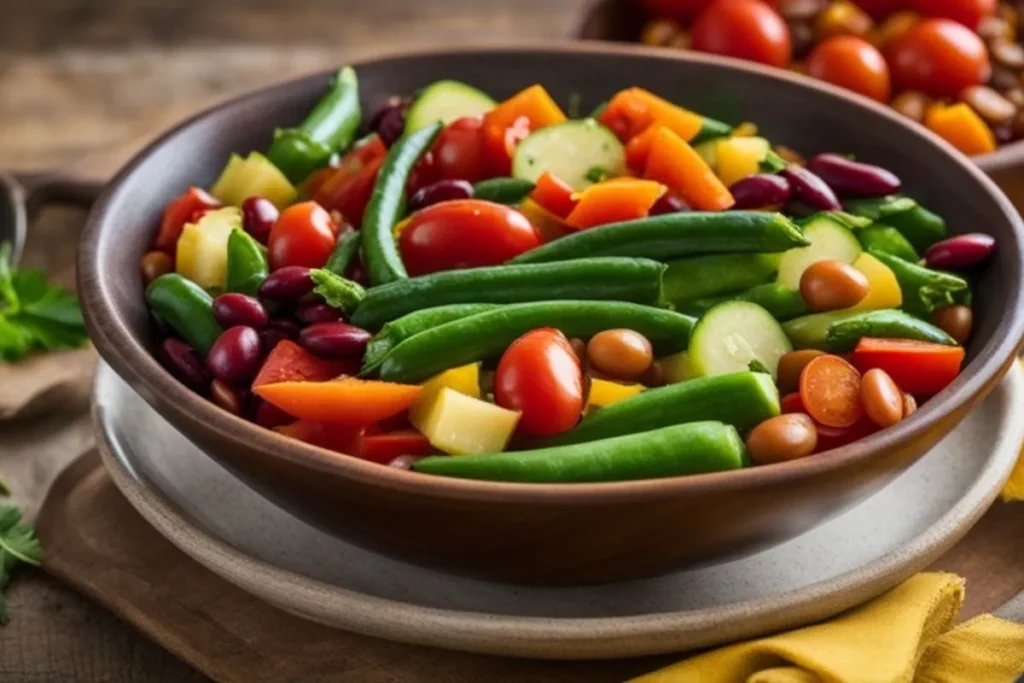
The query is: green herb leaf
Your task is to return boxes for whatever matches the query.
[0,479,9,497]
[310,268,366,315]
[584,166,608,183]
[759,151,788,174]
[748,359,771,374]
[0,499,43,625]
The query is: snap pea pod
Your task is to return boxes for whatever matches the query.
[868,249,970,317]
[856,225,918,262]
[350,257,667,330]
[414,421,745,482]
[844,195,946,253]
[362,303,500,373]
[377,301,695,383]
[145,274,223,355]
[362,121,443,286]
[680,283,809,322]
[471,177,535,205]
[266,67,361,183]
[547,372,779,447]
[225,229,269,296]
[662,253,780,304]
[323,230,362,276]
[690,117,733,145]
[509,212,808,264]
[783,309,956,352]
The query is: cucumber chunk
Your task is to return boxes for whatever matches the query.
[404,80,496,132]
[689,301,793,379]
[776,213,862,289]
[512,119,626,191]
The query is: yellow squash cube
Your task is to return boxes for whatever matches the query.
[852,252,903,311]
[715,137,770,188]
[410,388,520,456]
[175,207,241,290]
[418,363,481,402]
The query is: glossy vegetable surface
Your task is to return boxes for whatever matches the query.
[495,329,584,437]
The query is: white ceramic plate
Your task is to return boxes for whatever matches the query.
[95,361,1024,659]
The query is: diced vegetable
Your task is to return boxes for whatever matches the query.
[850,252,902,311]
[715,137,771,187]
[418,362,481,402]
[518,198,570,243]
[252,339,356,388]
[688,302,793,379]
[659,351,701,384]
[643,127,735,211]
[868,249,970,317]
[844,195,947,253]
[145,273,223,356]
[274,420,366,455]
[154,187,222,252]
[783,309,956,351]
[357,430,434,464]
[512,119,626,191]
[925,102,996,156]
[528,171,578,218]
[254,377,422,423]
[851,338,965,396]
[175,207,241,290]
[210,152,297,209]
[586,379,644,411]
[564,179,666,230]
[225,229,269,296]
[210,156,246,206]
[625,124,661,172]
[598,87,706,143]
[855,225,918,262]
[482,84,567,176]
[799,354,864,428]
[410,387,520,455]
[405,80,497,132]
[777,213,862,290]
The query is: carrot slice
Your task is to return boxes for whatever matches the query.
[643,127,735,211]
[530,171,578,218]
[851,338,965,397]
[564,179,666,230]
[482,85,567,175]
[598,88,705,143]
[255,377,422,423]
[799,354,864,428]
[624,124,661,173]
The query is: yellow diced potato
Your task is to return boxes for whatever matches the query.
[238,152,297,209]
[693,140,718,171]
[852,252,903,311]
[175,207,241,290]
[715,137,771,188]
[410,387,520,456]
[418,363,481,402]
[659,351,700,384]
[586,379,643,411]
[210,153,246,206]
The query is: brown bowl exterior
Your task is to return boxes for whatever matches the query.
[79,45,1024,584]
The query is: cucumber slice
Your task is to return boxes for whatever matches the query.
[689,301,793,379]
[405,80,496,132]
[776,214,863,290]
[512,119,626,191]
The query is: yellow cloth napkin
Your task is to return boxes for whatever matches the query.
[1000,359,1024,501]
[633,573,1024,683]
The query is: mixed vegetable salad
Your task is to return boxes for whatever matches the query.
[638,0,1024,157]
[140,67,996,483]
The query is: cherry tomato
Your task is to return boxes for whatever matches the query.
[909,0,995,29]
[887,18,990,98]
[495,328,584,437]
[268,201,337,270]
[640,0,712,21]
[154,187,221,251]
[431,116,489,183]
[807,36,891,102]
[851,0,909,19]
[691,0,792,68]
[398,199,541,276]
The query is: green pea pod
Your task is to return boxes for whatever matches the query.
[783,309,956,352]
[145,273,223,355]
[323,230,362,276]
[662,253,780,304]
[414,421,745,483]
[362,121,443,286]
[471,177,536,205]
[680,283,809,322]
[266,66,362,183]
[843,195,946,253]
[868,249,970,317]
[225,229,269,296]
[689,117,733,145]
[856,225,918,262]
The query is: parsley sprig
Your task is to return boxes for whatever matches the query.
[0,485,43,624]
[0,242,88,362]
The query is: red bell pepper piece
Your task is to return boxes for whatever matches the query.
[780,392,805,414]
[251,340,358,389]
[275,420,369,454]
[154,187,221,252]
[529,171,578,218]
[564,179,666,230]
[851,338,965,397]
[312,136,388,226]
[356,430,434,464]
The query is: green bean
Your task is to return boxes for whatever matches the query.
[323,230,361,277]
[225,229,269,297]
[856,225,918,262]
[145,274,223,355]
[868,249,970,317]
[681,283,809,321]
[471,177,535,205]
[662,253,779,304]
[783,309,956,351]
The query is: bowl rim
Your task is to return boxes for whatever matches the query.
[79,41,1024,503]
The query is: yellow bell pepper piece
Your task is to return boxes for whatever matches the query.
[586,379,643,411]
[410,387,520,455]
[210,154,246,205]
[851,252,902,311]
[175,207,241,290]
[659,351,701,384]
[925,103,996,156]
[715,137,771,188]
[417,363,481,402]
[207,152,297,209]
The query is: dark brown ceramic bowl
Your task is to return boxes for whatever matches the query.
[575,0,1024,211]
[79,45,1024,585]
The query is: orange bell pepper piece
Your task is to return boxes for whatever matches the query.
[564,179,666,230]
[519,198,569,243]
[255,377,422,423]
[851,338,965,397]
[598,88,705,143]
[624,124,661,173]
[530,171,578,218]
[924,103,996,156]
[482,85,567,175]
[643,127,735,211]
[252,340,359,389]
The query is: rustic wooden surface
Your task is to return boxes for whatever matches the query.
[0,1,1021,681]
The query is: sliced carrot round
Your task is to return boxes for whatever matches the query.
[799,354,864,428]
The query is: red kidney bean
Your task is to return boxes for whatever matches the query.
[407,179,474,213]
[924,233,996,270]
[258,328,290,354]
[347,257,370,286]
[259,266,314,301]
[650,193,691,215]
[387,455,425,470]
[804,154,901,197]
[207,326,263,384]
[209,379,246,416]
[295,301,342,324]
[252,398,293,428]
[372,100,408,147]
[781,165,842,211]
[299,322,372,358]
[240,196,279,244]
[158,338,207,392]
[213,293,269,329]
[729,174,792,209]
[267,317,301,338]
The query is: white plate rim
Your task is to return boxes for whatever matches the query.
[94,363,1024,659]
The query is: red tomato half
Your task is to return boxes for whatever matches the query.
[691,0,792,68]
[154,187,221,251]
[268,201,338,270]
[495,328,584,437]
[398,199,541,276]
[887,18,990,98]
[807,36,891,102]
[910,0,995,29]
[431,116,489,183]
